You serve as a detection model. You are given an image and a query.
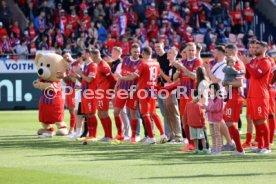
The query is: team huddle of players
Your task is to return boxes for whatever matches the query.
[59,41,275,155]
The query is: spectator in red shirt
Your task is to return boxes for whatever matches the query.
[0,35,14,54]
[126,6,138,33]
[29,22,36,40]
[184,27,194,43]
[105,33,116,53]
[243,1,254,33]
[147,19,158,40]
[145,2,159,26]
[121,37,130,57]
[79,9,91,29]
[0,22,7,39]
[139,22,147,38]
[230,4,243,34]
[11,21,21,38]
[58,9,67,31]
[68,9,79,30]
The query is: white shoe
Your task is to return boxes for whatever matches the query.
[258,149,272,154]
[144,138,156,144]
[69,132,82,140]
[99,137,112,142]
[239,130,242,134]
[124,136,130,141]
[232,150,245,155]
[38,133,53,138]
[182,138,189,145]
[135,136,141,142]
[140,136,149,143]
[66,133,75,139]
[159,134,168,144]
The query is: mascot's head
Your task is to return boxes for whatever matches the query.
[35,53,68,82]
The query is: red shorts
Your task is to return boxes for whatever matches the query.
[65,91,75,108]
[247,98,269,120]
[97,95,111,111]
[81,97,97,114]
[180,97,192,116]
[269,89,275,115]
[139,97,156,115]
[224,97,243,122]
[114,90,138,110]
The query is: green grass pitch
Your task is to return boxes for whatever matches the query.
[0,109,276,184]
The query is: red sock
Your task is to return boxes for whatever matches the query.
[269,117,275,144]
[87,116,98,138]
[142,116,154,138]
[253,123,259,143]
[70,113,76,129]
[152,113,164,135]
[255,124,264,149]
[100,118,108,137]
[184,124,194,146]
[131,119,138,138]
[105,117,112,138]
[228,125,243,152]
[245,133,252,144]
[115,116,123,136]
[259,122,270,150]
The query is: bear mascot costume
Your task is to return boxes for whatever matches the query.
[33,53,69,137]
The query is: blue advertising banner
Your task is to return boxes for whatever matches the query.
[0,73,40,110]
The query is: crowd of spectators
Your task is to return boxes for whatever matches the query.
[0,0,259,59]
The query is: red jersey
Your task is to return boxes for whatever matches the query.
[246,57,272,98]
[118,57,142,91]
[0,28,7,39]
[243,8,254,23]
[97,60,113,90]
[81,62,97,95]
[231,10,242,25]
[65,60,81,88]
[145,8,159,23]
[11,26,20,38]
[134,59,161,90]
[29,27,36,39]
[179,58,202,96]
[183,101,205,128]
[68,15,79,29]
[268,57,275,84]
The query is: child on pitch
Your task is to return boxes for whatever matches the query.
[222,56,245,101]
[183,90,208,154]
[202,83,224,154]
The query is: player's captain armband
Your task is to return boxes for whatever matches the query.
[257,69,263,74]
[88,72,96,78]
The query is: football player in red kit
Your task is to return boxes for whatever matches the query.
[224,44,245,155]
[267,56,276,145]
[240,41,272,154]
[118,46,168,144]
[113,43,142,141]
[61,51,81,134]
[173,42,202,151]
[74,48,98,143]
[91,49,116,142]
[242,40,258,148]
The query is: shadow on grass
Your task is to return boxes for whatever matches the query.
[0,134,276,164]
[137,172,276,180]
